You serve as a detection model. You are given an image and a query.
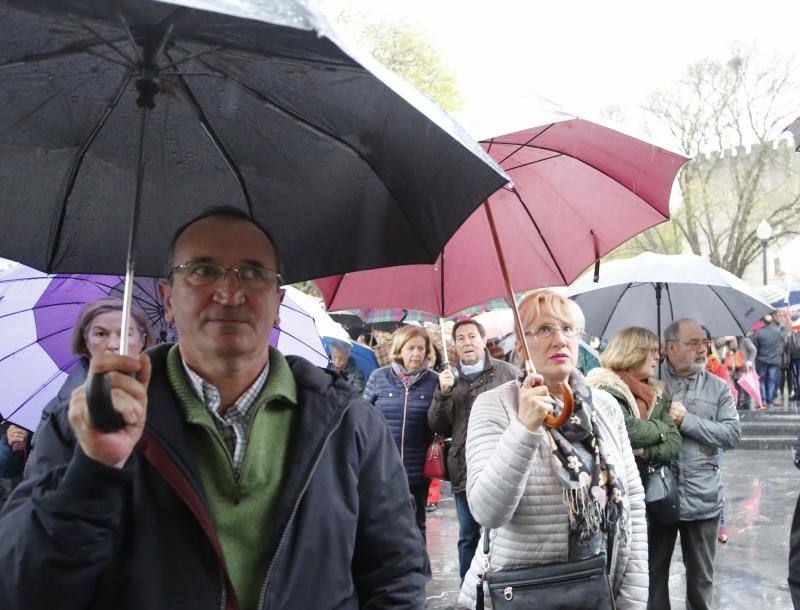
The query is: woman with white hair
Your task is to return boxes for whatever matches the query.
[459,289,648,609]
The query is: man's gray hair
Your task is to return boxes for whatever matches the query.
[663,318,695,342]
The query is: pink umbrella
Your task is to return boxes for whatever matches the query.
[316,118,687,316]
[316,116,688,424]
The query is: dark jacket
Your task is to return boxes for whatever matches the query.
[427,351,518,493]
[0,422,32,510]
[363,366,438,486]
[331,357,366,395]
[0,344,428,610]
[32,359,89,449]
[752,323,785,366]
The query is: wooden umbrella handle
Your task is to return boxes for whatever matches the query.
[545,382,574,427]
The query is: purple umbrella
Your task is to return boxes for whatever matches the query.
[0,265,173,431]
[268,293,330,370]
[0,265,328,431]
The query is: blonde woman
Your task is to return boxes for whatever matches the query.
[586,327,681,473]
[363,325,438,538]
[460,290,648,609]
[586,327,681,607]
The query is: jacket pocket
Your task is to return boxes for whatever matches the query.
[680,459,721,510]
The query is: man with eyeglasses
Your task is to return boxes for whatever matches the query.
[648,318,741,610]
[0,207,428,610]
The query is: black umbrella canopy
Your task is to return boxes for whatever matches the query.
[0,0,507,282]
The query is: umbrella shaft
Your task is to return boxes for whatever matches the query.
[483,199,536,375]
[120,259,136,356]
[120,104,150,355]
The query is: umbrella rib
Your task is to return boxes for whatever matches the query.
[707,285,748,335]
[492,124,558,166]
[192,56,433,260]
[47,74,134,270]
[664,283,676,326]
[598,283,633,339]
[0,325,73,364]
[0,37,128,71]
[508,188,567,284]
[85,48,135,70]
[274,328,327,359]
[503,153,565,172]
[492,141,672,221]
[2,358,79,424]
[167,53,255,218]
[70,16,135,67]
[0,301,102,321]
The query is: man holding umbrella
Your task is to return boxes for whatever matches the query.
[0,209,428,610]
[649,318,741,610]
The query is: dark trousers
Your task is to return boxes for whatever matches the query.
[455,491,481,582]
[648,516,720,610]
[791,359,800,398]
[409,481,430,541]
[756,361,780,404]
[788,491,800,608]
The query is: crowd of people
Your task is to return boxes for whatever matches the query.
[1,207,799,609]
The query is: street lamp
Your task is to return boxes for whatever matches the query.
[756,219,773,285]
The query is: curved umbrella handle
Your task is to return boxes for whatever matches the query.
[544,382,574,427]
[85,372,127,432]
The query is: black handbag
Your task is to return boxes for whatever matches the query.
[476,527,615,610]
[644,464,680,525]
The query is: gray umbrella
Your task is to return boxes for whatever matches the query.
[565,252,773,341]
[0,0,507,429]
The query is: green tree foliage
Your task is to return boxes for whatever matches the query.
[359,20,462,112]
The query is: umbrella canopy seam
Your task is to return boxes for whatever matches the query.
[191,55,434,261]
[168,57,255,218]
[491,140,671,222]
[48,73,134,270]
[492,123,558,166]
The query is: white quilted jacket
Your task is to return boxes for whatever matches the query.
[458,380,648,609]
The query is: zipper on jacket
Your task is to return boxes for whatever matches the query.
[257,403,352,610]
[400,384,410,461]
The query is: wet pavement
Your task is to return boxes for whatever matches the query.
[425,449,799,609]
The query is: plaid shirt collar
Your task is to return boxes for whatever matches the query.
[181,359,270,421]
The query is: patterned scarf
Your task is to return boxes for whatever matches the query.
[391,360,429,388]
[545,371,628,546]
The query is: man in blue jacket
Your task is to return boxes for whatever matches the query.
[0,208,428,610]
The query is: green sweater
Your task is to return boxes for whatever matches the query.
[167,345,298,610]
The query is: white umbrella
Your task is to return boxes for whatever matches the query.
[565,252,773,340]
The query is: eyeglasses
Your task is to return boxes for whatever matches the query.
[667,339,710,351]
[169,260,282,291]
[523,323,584,341]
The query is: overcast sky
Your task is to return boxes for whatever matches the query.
[321,0,800,146]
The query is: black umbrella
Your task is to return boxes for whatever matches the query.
[0,0,507,282]
[0,0,506,428]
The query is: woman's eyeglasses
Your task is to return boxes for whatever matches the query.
[523,324,584,341]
